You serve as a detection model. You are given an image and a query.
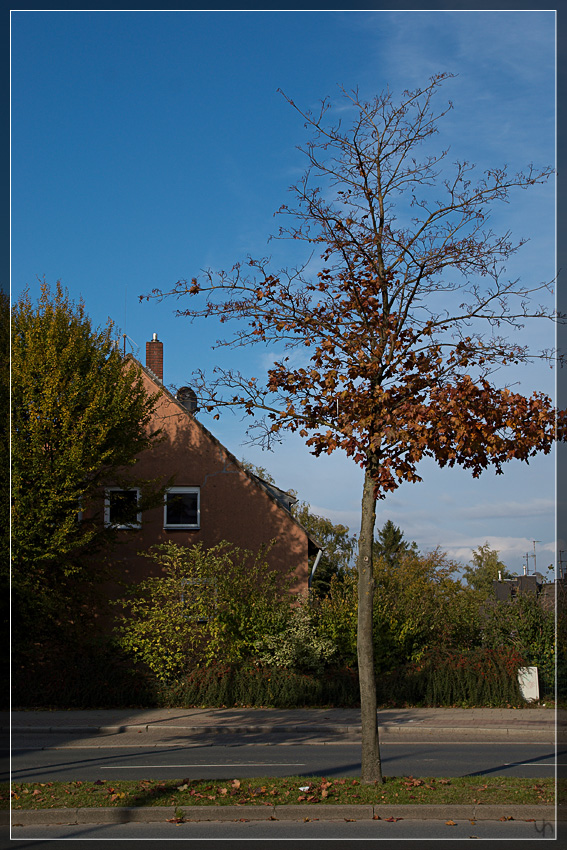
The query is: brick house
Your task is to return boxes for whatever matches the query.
[103,333,320,594]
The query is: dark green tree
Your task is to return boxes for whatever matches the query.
[374,519,418,567]
[11,281,163,647]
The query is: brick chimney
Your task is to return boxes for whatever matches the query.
[146,332,163,381]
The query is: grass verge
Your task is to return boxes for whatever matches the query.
[7,776,554,810]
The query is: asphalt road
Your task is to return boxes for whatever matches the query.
[8,741,561,782]
[6,817,558,842]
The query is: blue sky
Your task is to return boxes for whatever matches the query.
[11,10,557,576]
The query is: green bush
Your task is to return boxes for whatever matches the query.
[113,541,293,682]
[314,550,482,672]
[312,571,359,666]
[11,637,158,709]
[481,594,555,696]
[376,647,526,707]
[253,601,338,673]
[13,643,526,710]
[157,663,360,708]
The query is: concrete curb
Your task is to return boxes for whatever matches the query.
[7,724,555,742]
[6,804,557,825]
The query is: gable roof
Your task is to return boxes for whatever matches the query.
[127,354,322,556]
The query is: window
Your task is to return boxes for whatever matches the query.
[104,488,141,528]
[164,487,200,529]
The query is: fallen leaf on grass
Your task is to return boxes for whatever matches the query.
[403,777,423,788]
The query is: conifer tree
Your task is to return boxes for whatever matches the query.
[374,519,417,568]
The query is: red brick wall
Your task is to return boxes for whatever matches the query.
[145,337,163,381]
[109,367,310,594]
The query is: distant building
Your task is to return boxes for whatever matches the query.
[493,573,560,612]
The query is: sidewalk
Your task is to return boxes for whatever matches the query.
[5,705,559,742]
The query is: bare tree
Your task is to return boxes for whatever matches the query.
[144,73,559,782]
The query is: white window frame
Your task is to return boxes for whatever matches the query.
[164,486,200,530]
[104,487,142,529]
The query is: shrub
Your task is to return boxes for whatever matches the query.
[253,601,338,673]
[157,662,360,708]
[376,647,526,707]
[113,541,293,682]
[481,593,555,696]
[313,550,482,672]
[312,571,359,667]
[11,636,158,708]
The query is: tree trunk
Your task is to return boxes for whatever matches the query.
[357,466,383,784]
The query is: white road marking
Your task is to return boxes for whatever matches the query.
[100,763,306,769]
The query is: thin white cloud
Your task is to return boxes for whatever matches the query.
[455,499,554,521]
[443,535,555,573]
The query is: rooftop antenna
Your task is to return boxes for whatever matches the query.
[117,286,140,357]
[531,540,541,575]
[124,286,127,357]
